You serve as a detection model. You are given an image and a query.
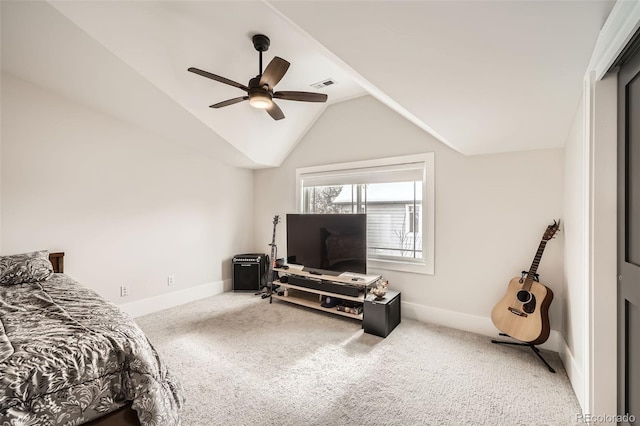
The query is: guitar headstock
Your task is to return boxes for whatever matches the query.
[273,215,280,225]
[542,219,561,241]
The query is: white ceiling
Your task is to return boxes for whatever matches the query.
[1,1,615,168]
[271,0,615,155]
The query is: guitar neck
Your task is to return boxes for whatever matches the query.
[270,243,276,265]
[269,225,278,267]
[524,240,547,288]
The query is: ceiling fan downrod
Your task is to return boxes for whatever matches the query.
[252,34,270,76]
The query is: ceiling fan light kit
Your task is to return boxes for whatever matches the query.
[249,91,272,109]
[188,33,328,121]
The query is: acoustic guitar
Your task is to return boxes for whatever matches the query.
[491,220,560,345]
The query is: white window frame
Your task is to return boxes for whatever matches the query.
[295,153,435,275]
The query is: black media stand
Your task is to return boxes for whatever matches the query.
[491,333,556,373]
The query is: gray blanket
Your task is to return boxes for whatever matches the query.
[0,274,184,425]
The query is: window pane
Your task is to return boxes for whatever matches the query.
[303,185,353,213]
[365,182,422,260]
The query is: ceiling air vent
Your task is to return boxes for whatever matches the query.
[310,78,336,90]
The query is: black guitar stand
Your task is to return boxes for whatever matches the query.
[254,256,278,299]
[254,255,270,297]
[263,271,280,302]
[491,333,556,373]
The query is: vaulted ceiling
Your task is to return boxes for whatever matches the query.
[1,1,615,168]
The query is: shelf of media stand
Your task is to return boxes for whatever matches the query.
[271,287,363,320]
[273,281,365,302]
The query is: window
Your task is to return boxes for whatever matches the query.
[296,153,434,275]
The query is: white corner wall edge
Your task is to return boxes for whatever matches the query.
[118,279,231,318]
[401,301,562,353]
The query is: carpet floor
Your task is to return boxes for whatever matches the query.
[136,293,581,426]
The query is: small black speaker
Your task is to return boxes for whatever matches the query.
[232,254,266,292]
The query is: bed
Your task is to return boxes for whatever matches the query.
[0,251,184,425]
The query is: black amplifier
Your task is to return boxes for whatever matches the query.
[232,253,267,292]
[232,254,266,264]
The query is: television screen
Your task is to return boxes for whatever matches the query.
[286,213,367,275]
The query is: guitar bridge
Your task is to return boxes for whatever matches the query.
[508,307,528,317]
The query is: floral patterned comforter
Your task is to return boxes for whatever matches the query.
[0,274,184,425]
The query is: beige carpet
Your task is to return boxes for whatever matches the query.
[136,293,581,426]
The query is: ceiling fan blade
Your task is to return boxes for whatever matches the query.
[273,91,328,103]
[259,57,290,89]
[209,96,249,109]
[188,67,249,92]
[266,101,285,121]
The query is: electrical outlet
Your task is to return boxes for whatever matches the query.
[120,285,128,297]
[167,275,175,286]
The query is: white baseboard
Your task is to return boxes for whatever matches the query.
[118,279,231,318]
[120,291,564,352]
[400,300,562,353]
[558,335,586,412]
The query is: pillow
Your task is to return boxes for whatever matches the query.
[0,250,54,286]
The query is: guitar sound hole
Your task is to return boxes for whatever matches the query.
[523,294,537,314]
[516,290,532,304]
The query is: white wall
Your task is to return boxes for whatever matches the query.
[254,95,565,343]
[562,96,587,407]
[1,73,254,302]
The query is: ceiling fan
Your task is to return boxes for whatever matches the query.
[188,34,328,121]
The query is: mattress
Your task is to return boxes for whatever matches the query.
[0,273,184,425]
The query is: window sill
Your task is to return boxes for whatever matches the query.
[367,258,434,275]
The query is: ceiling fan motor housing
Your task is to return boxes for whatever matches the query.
[249,76,265,89]
[252,34,270,52]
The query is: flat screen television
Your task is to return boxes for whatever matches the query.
[286,213,367,276]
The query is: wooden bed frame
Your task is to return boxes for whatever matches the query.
[84,404,141,426]
[49,252,64,274]
[47,252,142,426]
